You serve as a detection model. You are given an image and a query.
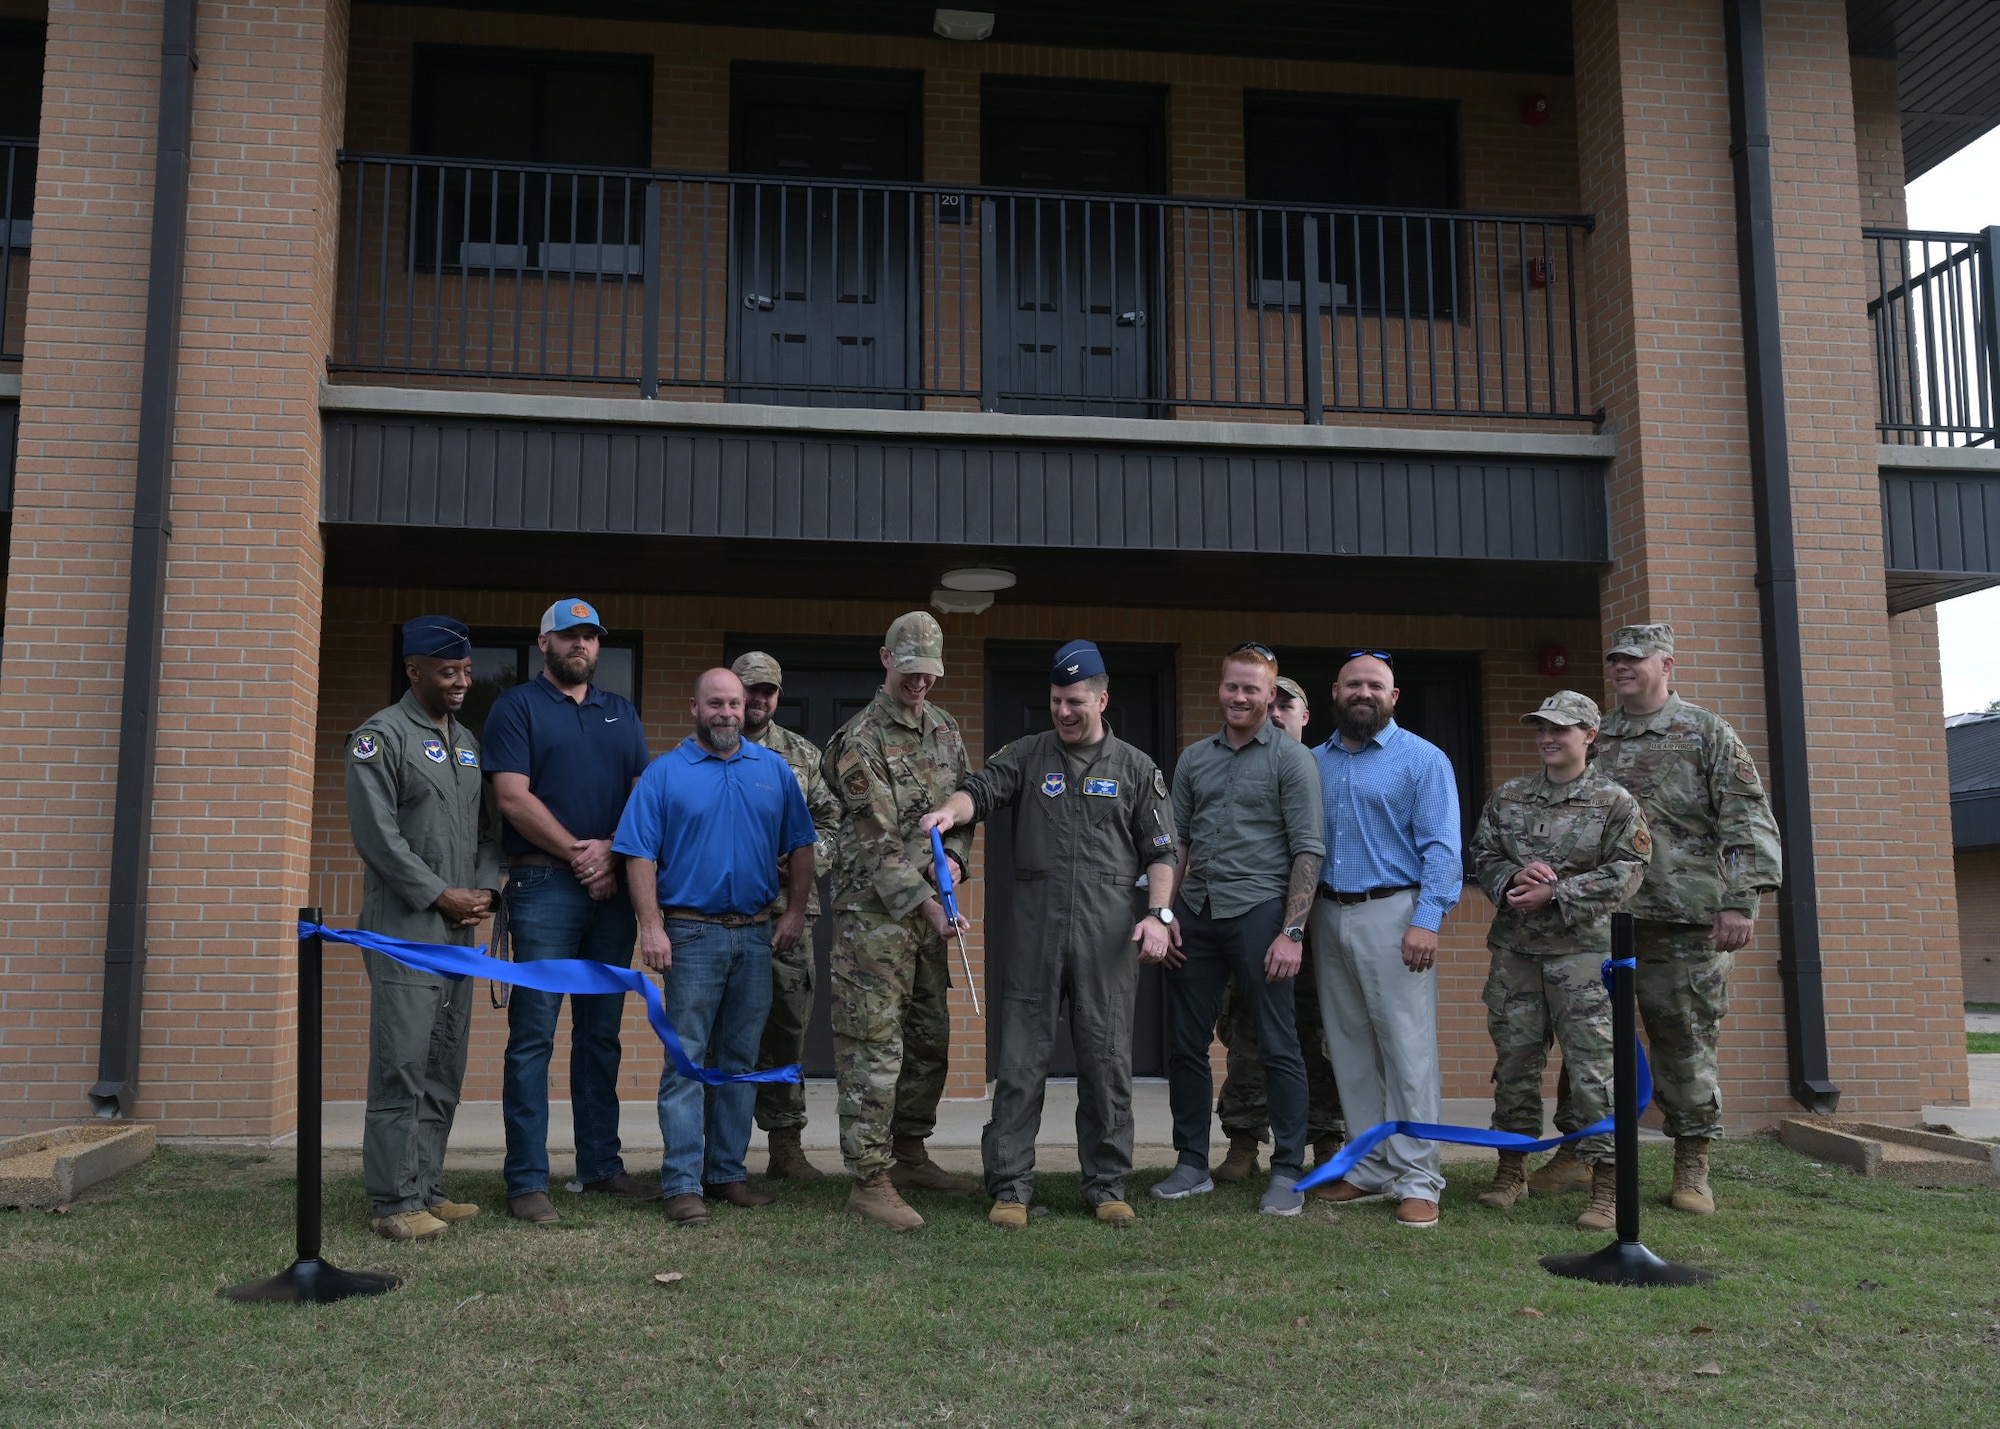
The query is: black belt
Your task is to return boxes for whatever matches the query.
[1317,884,1417,906]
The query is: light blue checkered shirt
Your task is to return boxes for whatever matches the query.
[1312,719,1463,932]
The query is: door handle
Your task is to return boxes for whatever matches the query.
[743,293,775,311]
[1117,309,1146,327]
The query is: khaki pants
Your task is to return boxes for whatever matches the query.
[361,948,472,1217]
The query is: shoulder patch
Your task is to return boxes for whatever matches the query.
[844,770,871,798]
[351,733,379,761]
[1633,827,1652,855]
[1153,769,1168,799]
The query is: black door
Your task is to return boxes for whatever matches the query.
[1272,646,1484,877]
[982,642,1177,1079]
[729,65,921,408]
[723,635,885,1077]
[982,78,1167,417]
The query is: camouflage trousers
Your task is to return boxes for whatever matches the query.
[1552,920,1732,1140]
[830,907,952,1177]
[1483,947,1614,1164]
[1215,953,1345,1142]
[753,916,817,1132]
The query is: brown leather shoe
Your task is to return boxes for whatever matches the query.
[581,1172,656,1200]
[705,1180,777,1207]
[1396,1197,1441,1228]
[1312,1178,1390,1205]
[663,1192,711,1226]
[507,1192,560,1225]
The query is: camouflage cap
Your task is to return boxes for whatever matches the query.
[731,650,784,689]
[1607,622,1675,659]
[1274,676,1308,704]
[1520,689,1602,729]
[885,610,946,677]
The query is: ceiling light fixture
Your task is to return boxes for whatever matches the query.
[939,566,1016,592]
[933,9,995,42]
[932,588,995,615]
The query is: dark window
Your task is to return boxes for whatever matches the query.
[408,46,653,272]
[0,21,42,238]
[1242,91,1460,317]
[386,627,641,740]
[1272,647,1484,878]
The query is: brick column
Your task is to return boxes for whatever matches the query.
[0,0,349,1137]
[1573,0,1965,1127]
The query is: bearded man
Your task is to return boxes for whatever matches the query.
[486,600,652,1225]
[1304,650,1463,1229]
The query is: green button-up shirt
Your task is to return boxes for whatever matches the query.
[1171,719,1324,919]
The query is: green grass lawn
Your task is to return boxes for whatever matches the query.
[1969,1031,2000,1054]
[4,1140,1998,1428]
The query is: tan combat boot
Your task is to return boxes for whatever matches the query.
[1670,1137,1716,1214]
[888,1137,977,1196]
[847,1170,925,1231]
[1476,1151,1530,1209]
[766,1126,826,1182]
[1526,1145,1592,1196]
[988,1199,1029,1229]
[1574,1163,1618,1232]
[370,1209,448,1242]
[1214,1133,1262,1183]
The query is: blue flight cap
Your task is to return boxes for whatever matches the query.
[1051,639,1107,686]
[402,615,471,661]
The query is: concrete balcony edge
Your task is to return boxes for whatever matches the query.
[1879,443,2000,473]
[318,381,1616,462]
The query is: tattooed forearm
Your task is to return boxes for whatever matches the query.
[1283,852,1322,929]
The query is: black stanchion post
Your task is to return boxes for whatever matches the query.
[1541,912,1715,1288]
[222,909,400,1305]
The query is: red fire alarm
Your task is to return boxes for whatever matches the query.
[1525,256,1551,289]
[1537,644,1569,678]
[1521,93,1551,126]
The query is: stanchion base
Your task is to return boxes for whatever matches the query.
[1541,1239,1716,1287]
[220,1256,401,1305]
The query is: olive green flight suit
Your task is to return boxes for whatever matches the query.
[344,690,501,1218]
[958,728,1177,1207]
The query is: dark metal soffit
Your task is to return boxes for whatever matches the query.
[1849,0,2000,179]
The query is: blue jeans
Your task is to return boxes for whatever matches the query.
[501,866,639,1198]
[656,918,773,1199]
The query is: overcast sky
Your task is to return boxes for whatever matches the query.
[1903,127,2000,717]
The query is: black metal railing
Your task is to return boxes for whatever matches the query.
[1866,227,2000,447]
[333,152,1599,424]
[1,136,34,364]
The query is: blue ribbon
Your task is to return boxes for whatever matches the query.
[929,826,963,926]
[302,921,800,1087]
[1296,956,1648,1192]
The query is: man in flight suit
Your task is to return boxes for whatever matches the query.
[344,615,501,1241]
[924,640,1179,1228]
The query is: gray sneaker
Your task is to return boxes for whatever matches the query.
[1149,1162,1215,1200]
[1259,1173,1305,1217]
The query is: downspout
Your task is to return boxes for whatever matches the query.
[89,0,196,1117]
[1722,0,1840,1113]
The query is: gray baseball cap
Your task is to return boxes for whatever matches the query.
[1521,690,1602,729]
[1607,622,1675,659]
[732,651,784,689]
[885,611,945,677]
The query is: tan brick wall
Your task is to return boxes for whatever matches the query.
[0,0,347,1136]
[1573,0,1966,1124]
[1849,55,1906,229]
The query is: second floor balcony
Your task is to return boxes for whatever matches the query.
[329,152,1599,429]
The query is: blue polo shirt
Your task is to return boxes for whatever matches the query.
[611,736,816,916]
[482,673,651,857]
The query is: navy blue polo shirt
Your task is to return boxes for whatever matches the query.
[611,736,816,916]
[481,673,651,857]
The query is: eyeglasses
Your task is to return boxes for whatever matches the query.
[1230,642,1277,661]
[1345,648,1394,668]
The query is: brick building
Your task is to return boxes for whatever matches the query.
[1,0,1996,1140]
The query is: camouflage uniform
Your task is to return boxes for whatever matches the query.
[1587,626,1783,1140]
[1213,966,1344,1144]
[1472,691,1652,1165]
[745,698,842,1132]
[822,631,972,1179]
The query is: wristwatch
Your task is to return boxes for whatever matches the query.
[1148,907,1175,926]
[1282,924,1306,942]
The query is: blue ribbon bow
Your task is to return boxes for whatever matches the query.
[1296,956,1648,1192]
[302,922,800,1087]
